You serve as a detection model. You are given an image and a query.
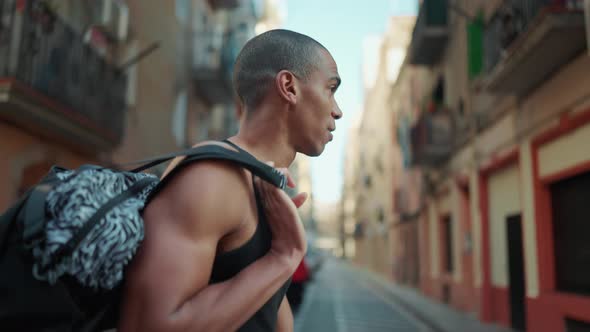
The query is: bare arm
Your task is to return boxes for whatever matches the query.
[276,297,294,332]
[118,161,306,332]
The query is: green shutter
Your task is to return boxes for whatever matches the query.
[467,14,484,79]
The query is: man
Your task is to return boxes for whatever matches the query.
[118,29,342,332]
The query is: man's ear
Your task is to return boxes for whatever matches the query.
[275,70,298,105]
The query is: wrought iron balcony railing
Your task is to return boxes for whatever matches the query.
[410,108,454,167]
[482,0,586,97]
[0,0,127,150]
[408,0,449,66]
[192,28,248,106]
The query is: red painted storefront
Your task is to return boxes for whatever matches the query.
[526,109,590,332]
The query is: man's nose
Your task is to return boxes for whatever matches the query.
[332,103,343,120]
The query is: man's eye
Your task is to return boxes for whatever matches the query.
[330,86,337,93]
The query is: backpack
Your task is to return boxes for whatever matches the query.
[0,142,286,332]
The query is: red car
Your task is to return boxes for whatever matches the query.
[287,258,310,312]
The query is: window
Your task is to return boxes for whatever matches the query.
[433,77,445,105]
[364,175,372,188]
[442,215,454,273]
[377,207,385,223]
[375,152,384,173]
[550,171,590,296]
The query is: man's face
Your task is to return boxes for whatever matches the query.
[291,49,342,156]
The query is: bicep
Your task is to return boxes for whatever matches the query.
[122,207,220,323]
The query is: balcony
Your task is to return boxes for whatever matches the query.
[482,0,586,97]
[0,1,127,151]
[410,107,454,167]
[192,31,231,105]
[408,0,449,66]
[193,22,253,105]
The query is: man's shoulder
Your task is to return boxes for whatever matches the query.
[166,158,252,208]
[145,157,253,235]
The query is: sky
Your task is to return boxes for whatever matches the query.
[284,0,418,204]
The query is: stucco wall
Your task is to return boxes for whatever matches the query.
[538,122,590,178]
[488,165,521,287]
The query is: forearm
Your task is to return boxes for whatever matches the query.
[170,253,295,331]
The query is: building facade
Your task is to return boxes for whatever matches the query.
[340,113,362,260]
[343,16,416,275]
[0,0,282,211]
[388,0,590,331]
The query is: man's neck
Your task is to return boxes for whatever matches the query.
[228,116,296,168]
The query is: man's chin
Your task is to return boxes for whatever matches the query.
[300,146,324,157]
[310,145,326,157]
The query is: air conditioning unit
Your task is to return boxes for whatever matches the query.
[97,0,129,42]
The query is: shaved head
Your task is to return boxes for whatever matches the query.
[233,29,328,110]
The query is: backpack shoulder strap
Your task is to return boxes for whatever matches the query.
[179,143,286,189]
[126,141,286,192]
[128,142,285,189]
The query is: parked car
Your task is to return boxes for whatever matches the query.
[287,258,310,313]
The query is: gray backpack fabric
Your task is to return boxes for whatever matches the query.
[32,166,158,290]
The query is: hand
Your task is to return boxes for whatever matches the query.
[254,163,308,271]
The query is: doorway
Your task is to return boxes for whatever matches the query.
[506,214,526,331]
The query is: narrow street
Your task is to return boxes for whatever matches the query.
[294,258,432,332]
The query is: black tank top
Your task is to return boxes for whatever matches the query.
[208,174,291,331]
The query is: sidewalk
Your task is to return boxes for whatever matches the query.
[349,264,516,332]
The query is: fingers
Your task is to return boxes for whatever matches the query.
[275,167,295,188]
[285,172,295,188]
[254,171,304,211]
[291,192,308,208]
[265,161,296,189]
[254,175,285,208]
